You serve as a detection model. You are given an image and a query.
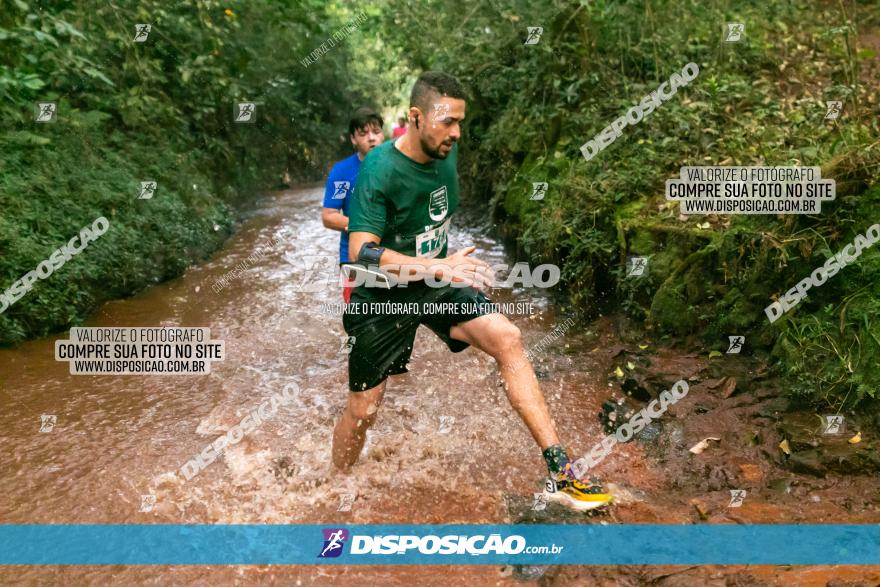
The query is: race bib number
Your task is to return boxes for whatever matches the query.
[415,219,450,259]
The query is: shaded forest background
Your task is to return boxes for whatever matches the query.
[1,0,878,412]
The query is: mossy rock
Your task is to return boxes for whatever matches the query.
[650,281,698,335]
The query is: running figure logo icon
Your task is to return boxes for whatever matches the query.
[524,27,544,45]
[139,181,157,200]
[430,103,450,123]
[822,415,845,435]
[530,182,548,201]
[332,181,351,200]
[35,102,57,123]
[39,414,56,433]
[340,336,356,355]
[531,493,549,511]
[627,256,648,277]
[824,101,843,120]
[318,528,349,558]
[726,336,744,354]
[724,23,744,42]
[133,24,151,42]
[337,494,355,512]
[139,494,156,513]
[235,102,256,123]
[438,415,455,434]
[728,489,747,508]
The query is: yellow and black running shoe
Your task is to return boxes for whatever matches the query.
[542,463,613,512]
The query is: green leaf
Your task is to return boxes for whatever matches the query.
[33,30,60,47]
[84,67,115,87]
[0,130,51,146]
[23,76,46,90]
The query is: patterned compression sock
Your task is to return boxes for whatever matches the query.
[542,444,570,475]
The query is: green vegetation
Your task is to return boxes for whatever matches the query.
[375,0,880,411]
[3,0,878,413]
[0,0,378,344]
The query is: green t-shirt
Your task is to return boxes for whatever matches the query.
[348,140,459,259]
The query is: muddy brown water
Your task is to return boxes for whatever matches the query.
[0,186,878,585]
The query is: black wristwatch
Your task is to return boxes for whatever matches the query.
[357,242,385,266]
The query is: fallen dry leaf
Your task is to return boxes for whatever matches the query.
[779,439,792,455]
[689,437,721,454]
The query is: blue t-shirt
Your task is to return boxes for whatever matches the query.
[322,153,362,263]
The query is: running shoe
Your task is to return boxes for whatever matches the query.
[542,463,613,511]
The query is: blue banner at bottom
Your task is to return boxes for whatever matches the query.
[1,524,878,565]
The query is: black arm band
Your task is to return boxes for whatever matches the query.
[356,242,385,266]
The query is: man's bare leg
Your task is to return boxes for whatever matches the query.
[450,312,612,511]
[449,313,559,449]
[332,380,386,470]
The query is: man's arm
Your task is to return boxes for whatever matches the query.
[321,208,348,232]
[347,231,493,290]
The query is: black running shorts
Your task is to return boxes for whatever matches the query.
[342,282,498,391]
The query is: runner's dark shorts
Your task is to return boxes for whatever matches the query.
[342,282,497,391]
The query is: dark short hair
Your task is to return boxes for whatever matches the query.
[409,71,466,111]
[349,107,384,136]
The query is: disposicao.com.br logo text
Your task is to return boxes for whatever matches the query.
[318,529,563,557]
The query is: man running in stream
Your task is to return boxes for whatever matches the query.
[321,107,385,303]
[331,71,612,511]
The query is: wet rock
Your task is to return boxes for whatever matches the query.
[720,377,739,399]
[767,477,794,493]
[776,412,824,451]
[621,375,653,402]
[699,464,737,492]
[790,444,880,477]
[512,565,549,581]
[786,449,828,477]
[753,397,790,421]
[599,399,629,435]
